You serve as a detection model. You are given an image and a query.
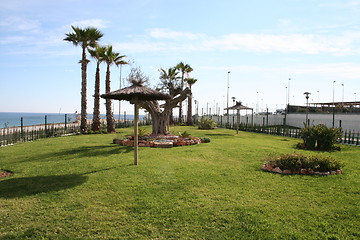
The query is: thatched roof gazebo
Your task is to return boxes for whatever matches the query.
[224,101,253,111]
[102,83,171,102]
[101,82,171,165]
[224,101,253,134]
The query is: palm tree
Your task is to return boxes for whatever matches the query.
[102,45,127,133]
[64,26,103,133]
[175,62,193,122]
[88,46,106,131]
[184,78,197,125]
[158,67,180,124]
[158,67,180,96]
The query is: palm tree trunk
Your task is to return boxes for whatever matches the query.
[80,46,88,133]
[105,64,115,133]
[178,73,184,123]
[186,91,193,125]
[92,62,101,131]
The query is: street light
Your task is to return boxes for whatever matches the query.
[256,91,259,114]
[194,100,198,116]
[304,92,311,126]
[341,84,344,103]
[332,81,336,128]
[227,71,230,126]
[288,78,291,111]
[317,91,320,102]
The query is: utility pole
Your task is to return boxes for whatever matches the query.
[227,71,230,126]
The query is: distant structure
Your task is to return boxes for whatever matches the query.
[288,101,360,114]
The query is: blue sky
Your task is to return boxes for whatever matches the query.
[1,0,359,115]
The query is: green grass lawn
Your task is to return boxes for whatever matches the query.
[0,126,359,239]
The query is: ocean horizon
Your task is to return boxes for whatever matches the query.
[0,112,143,128]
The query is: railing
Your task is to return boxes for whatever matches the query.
[211,116,360,146]
[0,118,151,147]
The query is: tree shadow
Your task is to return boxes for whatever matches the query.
[0,174,88,199]
[204,133,234,137]
[15,145,133,163]
[51,145,133,158]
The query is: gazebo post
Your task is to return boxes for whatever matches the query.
[236,109,240,134]
[134,100,139,165]
[101,81,170,166]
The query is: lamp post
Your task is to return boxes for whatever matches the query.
[304,92,311,126]
[194,100,198,116]
[227,71,230,126]
[256,91,259,114]
[332,81,336,128]
[355,92,357,101]
[288,78,291,111]
[285,86,288,125]
[118,64,123,121]
[317,91,320,102]
[341,84,344,103]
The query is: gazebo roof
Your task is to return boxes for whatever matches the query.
[224,101,253,110]
[101,84,171,101]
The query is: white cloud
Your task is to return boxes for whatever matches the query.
[0,17,40,32]
[203,33,360,55]
[69,19,109,29]
[199,63,360,80]
[148,28,204,40]
[117,29,360,56]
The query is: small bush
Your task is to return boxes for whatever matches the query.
[264,153,344,172]
[198,117,217,130]
[200,137,211,143]
[299,124,342,151]
[138,127,148,138]
[178,131,191,138]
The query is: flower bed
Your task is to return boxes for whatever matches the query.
[261,154,344,175]
[0,170,13,178]
[113,134,203,148]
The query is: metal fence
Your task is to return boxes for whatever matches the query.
[0,116,151,147]
[203,115,360,146]
[1,114,359,147]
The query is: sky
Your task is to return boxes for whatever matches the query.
[1,0,360,116]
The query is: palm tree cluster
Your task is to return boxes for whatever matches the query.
[158,62,197,125]
[64,26,127,133]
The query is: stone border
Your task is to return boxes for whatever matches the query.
[0,170,13,178]
[113,137,201,148]
[261,163,343,176]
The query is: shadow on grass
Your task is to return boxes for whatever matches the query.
[15,145,133,163]
[204,133,234,137]
[51,145,133,158]
[0,174,88,199]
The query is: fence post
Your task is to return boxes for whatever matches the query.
[45,115,47,137]
[65,114,67,132]
[21,117,24,141]
[352,130,355,145]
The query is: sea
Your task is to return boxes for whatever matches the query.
[0,112,142,128]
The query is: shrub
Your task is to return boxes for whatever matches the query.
[264,153,344,172]
[198,117,217,130]
[200,137,211,143]
[299,124,342,151]
[138,127,148,138]
[178,131,191,138]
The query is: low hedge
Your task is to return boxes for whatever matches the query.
[262,153,344,174]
